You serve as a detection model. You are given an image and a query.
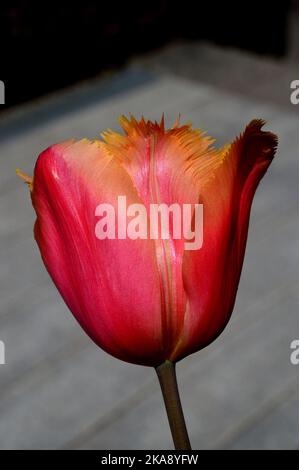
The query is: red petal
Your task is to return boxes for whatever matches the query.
[176,120,278,360]
[32,139,165,366]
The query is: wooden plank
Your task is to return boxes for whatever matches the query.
[133,42,299,112]
[224,384,299,449]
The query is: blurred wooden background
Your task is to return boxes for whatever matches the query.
[0,41,299,449]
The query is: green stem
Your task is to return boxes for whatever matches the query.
[156,360,191,450]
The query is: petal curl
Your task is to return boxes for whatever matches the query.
[176,120,278,360]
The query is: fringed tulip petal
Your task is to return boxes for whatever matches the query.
[21,116,277,367]
[178,120,277,360]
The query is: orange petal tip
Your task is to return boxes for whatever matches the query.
[16,168,33,191]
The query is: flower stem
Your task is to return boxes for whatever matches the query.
[156,360,191,450]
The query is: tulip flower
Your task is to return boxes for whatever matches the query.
[18,115,277,450]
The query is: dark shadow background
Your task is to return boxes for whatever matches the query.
[0,0,291,109]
